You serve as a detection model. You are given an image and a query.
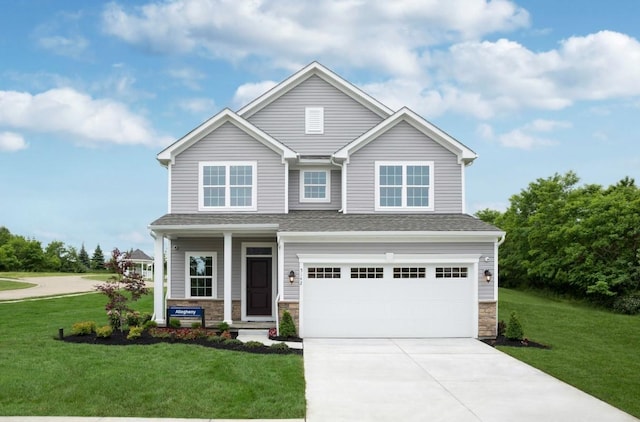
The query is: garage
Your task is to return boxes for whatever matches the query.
[299,257,479,338]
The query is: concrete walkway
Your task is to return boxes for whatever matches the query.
[0,275,100,301]
[304,338,638,422]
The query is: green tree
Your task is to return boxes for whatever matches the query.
[91,244,105,270]
[44,241,65,271]
[0,226,11,246]
[78,243,90,269]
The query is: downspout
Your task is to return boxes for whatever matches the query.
[330,156,345,213]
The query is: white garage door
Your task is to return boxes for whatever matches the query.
[301,264,477,338]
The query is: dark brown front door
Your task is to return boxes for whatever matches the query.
[247,257,272,316]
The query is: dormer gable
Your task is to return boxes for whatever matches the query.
[334,107,477,165]
[157,108,296,166]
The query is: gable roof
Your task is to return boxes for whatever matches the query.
[237,61,394,119]
[129,248,152,261]
[157,108,297,166]
[334,107,478,165]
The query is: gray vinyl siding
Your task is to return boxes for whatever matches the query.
[170,236,276,301]
[170,122,286,213]
[283,242,495,301]
[346,121,463,213]
[289,169,341,210]
[246,75,384,155]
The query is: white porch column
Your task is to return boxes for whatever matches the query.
[223,232,233,324]
[151,232,165,324]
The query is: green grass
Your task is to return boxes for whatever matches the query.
[0,271,84,279]
[0,280,36,291]
[0,293,305,418]
[81,274,115,282]
[498,287,640,417]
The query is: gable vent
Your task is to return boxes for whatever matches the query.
[305,107,324,134]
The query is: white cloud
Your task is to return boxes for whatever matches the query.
[0,88,171,147]
[232,81,278,109]
[168,67,206,90]
[476,123,494,140]
[498,129,554,149]
[0,132,28,152]
[102,0,529,77]
[482,119,569,150]
[37,35,89,58]
[525,119,571,132]
[178,97,216,114]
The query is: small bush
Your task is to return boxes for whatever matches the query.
[127,326,144,340]
[125,311,141,327]
[141,312,153,324]
[217,321,230,332]
[613,294,640,315]
[270,342,290,350]
[191,322,202,329]
[279,310,297,338]
[71,321,97,336]
[497,320,506,337]
[221,330,232,339]
[505,311,524,340]
[223,338,243,346]
[143,320,158,329]
[149,328,172,339]
[244,340,264,349]
[169,318,181,328]
[207,335,224,343]
[96,325,113,338]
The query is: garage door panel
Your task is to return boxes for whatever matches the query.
[303,276,474,338]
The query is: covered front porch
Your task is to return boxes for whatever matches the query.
[150,221,286,327]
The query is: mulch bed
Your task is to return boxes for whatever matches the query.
[60,329,303,355]
[482,335,550,349]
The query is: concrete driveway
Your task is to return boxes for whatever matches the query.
[304,338,637,422]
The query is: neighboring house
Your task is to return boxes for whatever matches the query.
[149,62,505,338]
[128,249,154,280]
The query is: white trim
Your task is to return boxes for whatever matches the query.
[334,107,477,164]
[241,242,277,321]
[167,164,172,213]
[277,240,285,301]
[460,163,466,214]
[184,251,218,299]
[238,62,392,118]
[493,240,499,301]
[305,107,324,134]
[341,161,348,213]
[151,232,165,324]
[284,161,289,213]
[375,161,434,211]
[279,231,505,244]
[223,233,232,323]
[297,253,481,265]
[299,168,331,203]
[198,161,257,211]
[472,261,479,338]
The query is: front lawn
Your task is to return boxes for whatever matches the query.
[0,293,305,419]
[498,287,640,418]
[0,279,36,291]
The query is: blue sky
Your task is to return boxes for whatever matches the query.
[1,0,639,257]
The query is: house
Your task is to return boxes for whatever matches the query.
[127,248,154,280]
[149,62,505,338]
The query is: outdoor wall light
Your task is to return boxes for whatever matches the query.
[289,270,296,284]
[484,270,492,283]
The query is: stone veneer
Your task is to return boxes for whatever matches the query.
[278,301,300,334]
[478,301,497,338]
[167,299,241,325]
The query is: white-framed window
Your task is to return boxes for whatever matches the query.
[305,107,324,134]
[300,169,330,202]
[186,252,217,298]
[393,267,426,278]
[199,161,257,211]
[308,267,341,279]
[351,267,384,279]
[375,161,434,211]
[435,267,468,278]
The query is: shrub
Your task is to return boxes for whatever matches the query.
[125,311,141,327]
[497,320,506,337]
[207,335,224,343]
[217,321,230,332]
[505,311,524,340]
[127,326,144,340]
[149,328,172,339]
[143,320,158,329]
[141,312,153,324]
[221,330,232,339]
[244,341,264,349]
[613,293,640,315]
[279,310,297,338]
[96,325,113,338]
[191,322,202,329]
[169,318,181,328]
[71,321,97,336]
[270,342,290,350]
[268,327,277,339]
[223,338,243,346]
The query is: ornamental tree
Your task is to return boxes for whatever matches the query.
[95,248,149,331]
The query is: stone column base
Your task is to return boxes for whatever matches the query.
[278,301,300,334]
[478,301,497,339]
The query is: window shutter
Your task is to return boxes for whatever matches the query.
[305,107,324,134]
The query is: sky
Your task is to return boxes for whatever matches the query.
[1,0,639,257]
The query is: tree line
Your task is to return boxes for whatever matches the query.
[0,226,106,273]
[476,172,640,313]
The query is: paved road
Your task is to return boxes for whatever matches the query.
[0,275,104,301]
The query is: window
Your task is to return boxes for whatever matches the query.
[393,267,426,278]
[186,253,217,297]
[308,267,341,279]
[435,267,468,278]
[305,107,324,134]
[351,267,384,279]
[375,161,434,211]
[199,162,256,210]
[300,170,330,202]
